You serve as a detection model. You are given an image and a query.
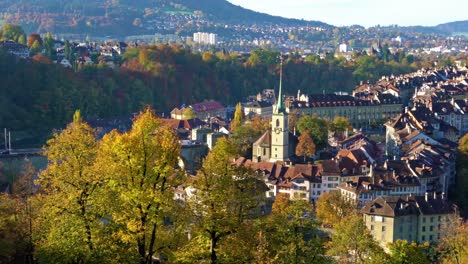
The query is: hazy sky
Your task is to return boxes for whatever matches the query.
[227,0,467,27]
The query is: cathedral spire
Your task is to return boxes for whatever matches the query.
[276,55,285,113]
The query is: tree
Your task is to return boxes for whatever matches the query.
[34,110,107,263]
[64,40,72,61]
[248,115,270,134]
[438,217,468,264]
[230,124,263,157]
[0,24,26,43]
[0,161,37,263]
[331,116,353,132]
[43,32,54,58]
[296,130,316,162]
[27,33,43,48]
[182,107,196,120]
[185,138,263,263]
[231,102,243,132]
[454,134,468,214]
[316,191,356,227]
[30,40,42,55]
[387,240,431,264]
[296,115,328,150]
[255,197,330,263]
[288,110,299,133]
[328,214,382,263]
[96,108,182,264]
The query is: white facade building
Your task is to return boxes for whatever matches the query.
[193,32,217,45]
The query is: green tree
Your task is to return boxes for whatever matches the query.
[331,116,353,132]
[438,217,468,264]
[316,191,356,227]
[43,32,54,58]
[296,115,328,150]
[454,134,468,214]
[34,110,106,263]
[182,107,196,120]
[64,40,72,61]
[96,108,183,264]
[255,197,330,263]
[231,102,243,132]
[184,138,263,263]
[295,130,316,162]
[328,214,381,263]
[387,240,431,264]
[0,24,26,43]
[230,124,263,157]
[27,33,43,48]
[30,40,42,55]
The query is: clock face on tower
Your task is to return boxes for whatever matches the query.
[274,127,282,134]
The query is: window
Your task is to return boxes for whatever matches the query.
[276,119,280,127]
[382,226,386,232]
[429,235,433,241]
[431,217,434,223]
[438,216,442,222]
[422,235,426,241]
[371,216,375,222]
[371,225,374,231]
[422,226,426,232]
[430,226,434,231]
[423,217,426,223]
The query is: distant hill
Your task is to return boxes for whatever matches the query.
[0,0,331,37]
[390,20,468,35]
[435,20,468,34]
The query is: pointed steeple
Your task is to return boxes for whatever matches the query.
[276,55,285,113]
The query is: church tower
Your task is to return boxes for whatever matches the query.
[270,57,289,162]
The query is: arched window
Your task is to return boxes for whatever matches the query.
[276,119,280,127]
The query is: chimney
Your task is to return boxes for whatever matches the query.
[425,192,429,202]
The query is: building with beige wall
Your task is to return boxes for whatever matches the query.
[287,93,401,128]
[361,194,456,249]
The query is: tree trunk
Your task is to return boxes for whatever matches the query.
[138,240,147,264]
[210,233,218,264]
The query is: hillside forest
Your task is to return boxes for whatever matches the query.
[1,40,424,146]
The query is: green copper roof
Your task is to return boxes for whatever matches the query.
[276,57,285,113]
